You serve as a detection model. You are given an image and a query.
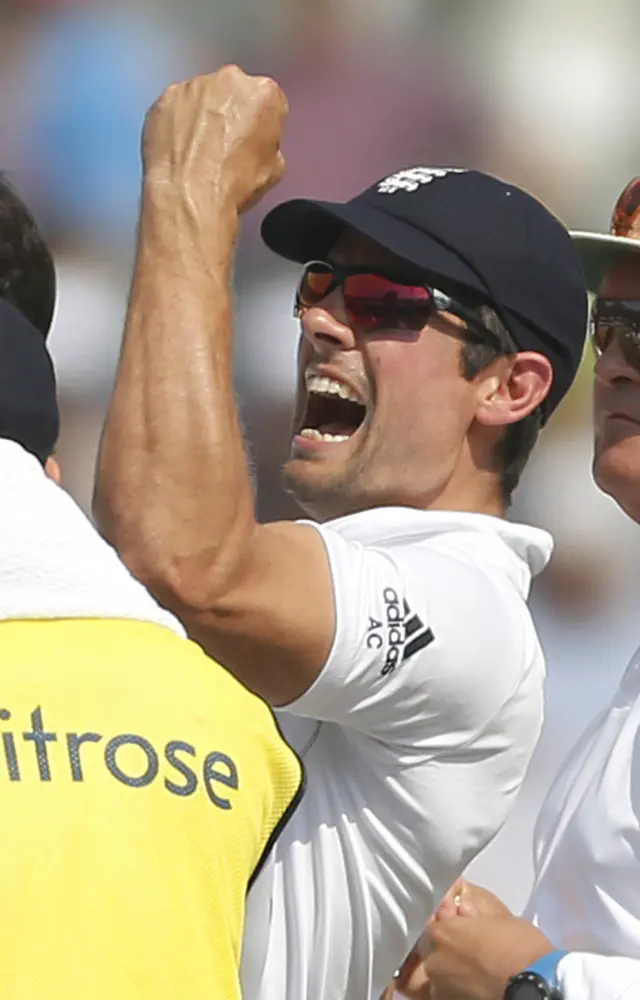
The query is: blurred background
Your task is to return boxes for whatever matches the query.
[3,0,640,912]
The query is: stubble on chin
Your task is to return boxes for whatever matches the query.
[281,448,372,522]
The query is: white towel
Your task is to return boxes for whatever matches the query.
[0,439,185,636]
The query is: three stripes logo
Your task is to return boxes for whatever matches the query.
[369,587,435,677]
[402,599,435,663]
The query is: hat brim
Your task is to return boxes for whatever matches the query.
[570,230,640,292]
[261,198,490,299]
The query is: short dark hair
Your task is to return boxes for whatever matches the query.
[0,174,56,337]
[458,302,543,506]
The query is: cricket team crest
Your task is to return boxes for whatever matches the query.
[377,167,468,195]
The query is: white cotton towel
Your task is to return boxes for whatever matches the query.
[0,439,185,636]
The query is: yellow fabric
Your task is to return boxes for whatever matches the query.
[0,618,303,1000]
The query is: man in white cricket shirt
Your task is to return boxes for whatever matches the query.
[398,177,640,1000]
[93,67,588,999]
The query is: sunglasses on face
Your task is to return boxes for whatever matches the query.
[591,298,640,370]
[294,261,501,344]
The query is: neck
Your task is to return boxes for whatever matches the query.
[427,463,506,519]
[293,477,506,523]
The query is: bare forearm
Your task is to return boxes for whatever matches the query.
[95,180,256,607]
[92,69,320,704]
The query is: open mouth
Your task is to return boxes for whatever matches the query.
[298,375,368,443]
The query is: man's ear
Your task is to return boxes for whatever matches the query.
[474,352,553,428]
[44,456,62,485]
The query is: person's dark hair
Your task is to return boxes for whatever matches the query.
[458,301,543,506]
[0,173,56,337]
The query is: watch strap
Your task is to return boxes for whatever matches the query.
[504,950,568,999]
[524,950,568,990]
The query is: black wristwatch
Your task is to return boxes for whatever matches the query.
[504,950,567,1000]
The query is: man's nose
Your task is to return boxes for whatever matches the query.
[300,293,357,355]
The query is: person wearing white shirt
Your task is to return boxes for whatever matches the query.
[397,177,640,1000]
[93,67,588,999]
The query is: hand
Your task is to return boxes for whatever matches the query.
[389,949,432,999]
[142,65,288,213]
[387,881,511,999]
[426,913,554,1000]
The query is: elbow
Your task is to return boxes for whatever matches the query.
[127,551,248,642]
[93,469,257,621]
[103,525,207,618]
[93,481,147,571]
[148,540,252,618]
[108,524,251,626]
[137,554,206,617]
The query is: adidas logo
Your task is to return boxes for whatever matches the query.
[372,588,435,677]
[402,599,435,662]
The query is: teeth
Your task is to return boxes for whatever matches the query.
[305,374,362,405]
[299,429,350,443]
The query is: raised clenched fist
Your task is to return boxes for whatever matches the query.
[142,65,288,213]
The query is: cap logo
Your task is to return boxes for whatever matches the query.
[377,167,467,195]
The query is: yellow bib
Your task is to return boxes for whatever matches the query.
[0,619,303,1000]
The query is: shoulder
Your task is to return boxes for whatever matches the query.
[306,511,543,670]
[308,508,551,576]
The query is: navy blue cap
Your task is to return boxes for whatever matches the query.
[0,298,59,463]
[261,166,589,421]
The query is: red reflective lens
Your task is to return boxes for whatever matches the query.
[300,269,335,306]
[343,273,430,303]
[343,274,432,331]
[297,264,433,332]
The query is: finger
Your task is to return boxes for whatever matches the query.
[428,917,459,946]
[434,895,458,921]
[434,881,464,921]
[394,950,422,989]
[453,882,477,917]
[457,898,477,917]
[443,878,465,908]
[253,74,288,114]
[255,72,288,109]
[464,883,510,918]
[219,63,247,83]
[395,951,432,999]
[274,150,286,180]
[379,986,397,1000]
[274,84,290,117]
[427,919,445,944]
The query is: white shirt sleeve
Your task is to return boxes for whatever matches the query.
[284,523,543,752]
[558,952,640,1000]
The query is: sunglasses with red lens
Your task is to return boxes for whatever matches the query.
[591,298,640,370]
[294,261,501,344]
